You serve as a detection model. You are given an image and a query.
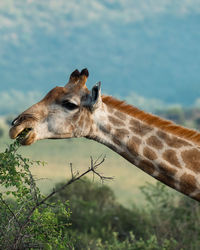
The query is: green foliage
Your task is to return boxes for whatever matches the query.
[49,179,150,243]
[49,179,200,250]
[141,182,200,250]
[95,232,177,250]
[0,140,71,249]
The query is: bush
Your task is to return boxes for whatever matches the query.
[50,179,151,242]
[0,140,71,249]
[50,179,200,250]
[141,182,200,250]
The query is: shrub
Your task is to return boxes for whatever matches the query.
[141,182,200,250]
[0,140,71,249]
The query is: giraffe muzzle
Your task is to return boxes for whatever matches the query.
[9,114,37,145]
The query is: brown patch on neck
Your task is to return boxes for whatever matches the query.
[146,136,164,150]
[181,149,200,173]
[143,147,157,161]
[102,95,200,146]
[179,173,197,195]
[108,116,125,127]
[157,162,178,176]
[99,124,112,134]
[163,149,182,168]
[115,128,129,140]
[157,131,191,148]
[127,135,141,157]
[114,111,127,120]
[138,159,155,175]
[130,119,153,136]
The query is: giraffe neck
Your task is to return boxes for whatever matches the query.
[88,96,200,202]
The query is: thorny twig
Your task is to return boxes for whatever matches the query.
[90,155,114,183]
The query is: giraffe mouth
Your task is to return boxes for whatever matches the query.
[17,127,32,138]
[9,126,36,145]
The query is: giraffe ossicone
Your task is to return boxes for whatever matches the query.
[9,69,200,202]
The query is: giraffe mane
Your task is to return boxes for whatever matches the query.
[102,95,200,146]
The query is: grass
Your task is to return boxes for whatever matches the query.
[0,127,157,206]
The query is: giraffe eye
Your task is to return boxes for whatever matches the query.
[61,100,78,110]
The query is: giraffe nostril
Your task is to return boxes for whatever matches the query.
[11,114,38,127]
[11,116,20,126]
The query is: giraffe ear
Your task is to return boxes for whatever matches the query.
[83,82,102,110]
[91,82,101,106]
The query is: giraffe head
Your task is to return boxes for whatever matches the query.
[9,69,102,145]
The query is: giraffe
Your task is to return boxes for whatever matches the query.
[9,69,200,202]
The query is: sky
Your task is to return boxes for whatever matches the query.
[0,0,200,114]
